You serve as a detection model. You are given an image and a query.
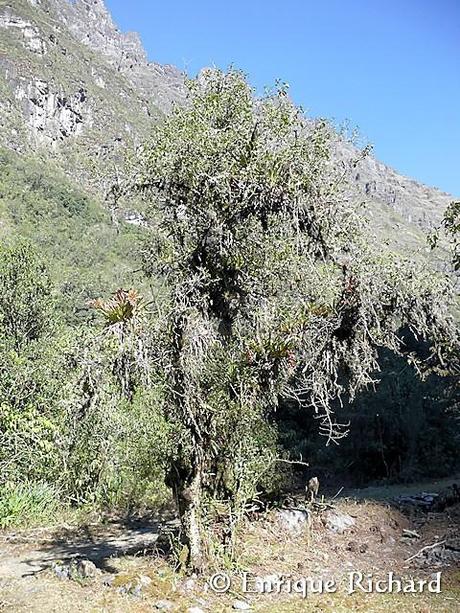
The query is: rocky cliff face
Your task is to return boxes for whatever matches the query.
[0,0,183,158]
[0,0,454,248]
[48,0,183,108]
[337,140,453,234]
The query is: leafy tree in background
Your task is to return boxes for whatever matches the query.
[0,245,173,517]
[278,345,459,485]
[0,243,63,484]
[429,200,460,377]
[125,69,458,571]
[442,201,460,272]
[0,243,53,350]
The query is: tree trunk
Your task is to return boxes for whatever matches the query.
[169,312,212,572]
[173,451,206,573]
[182,468,204,572]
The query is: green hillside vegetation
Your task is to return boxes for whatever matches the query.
[0,150,176,525]
[0,147,144,323]
[0,237,172,524]
[0,149,174,524]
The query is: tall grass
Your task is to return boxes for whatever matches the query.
[0,481,60,528]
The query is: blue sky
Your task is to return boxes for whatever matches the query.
[106,0,460,195]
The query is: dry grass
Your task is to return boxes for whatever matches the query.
[1,499,459,612]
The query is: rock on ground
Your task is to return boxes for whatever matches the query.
[322,509,355,534]
[276,509,310,532]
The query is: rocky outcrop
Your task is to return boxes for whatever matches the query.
[0,12,48,54]
[321,509,356,534]
[14,79,90,144]
[49,0,184,110]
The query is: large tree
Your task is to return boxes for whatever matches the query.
[127,69,457,571]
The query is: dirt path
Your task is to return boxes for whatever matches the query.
[2,477,458,582]
[339,474,460,501]
[1,481,459,612]
[0,519,170,580]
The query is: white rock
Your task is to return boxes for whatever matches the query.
[277,509,310,532]
[51,561,70,580]
[322,509,355,534]
[182,577,196,591]
[232,600,251,610]
[138,574,152,587]
[155,600,175,611]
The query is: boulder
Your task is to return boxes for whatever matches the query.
[75,559,97,579]
[276,509,310,533]
[322,509,355,534]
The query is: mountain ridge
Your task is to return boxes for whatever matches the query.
[0,0,454,247]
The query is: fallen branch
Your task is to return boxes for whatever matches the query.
[331,486,344,501]
[273,458,309,467]
[405,540,446,563]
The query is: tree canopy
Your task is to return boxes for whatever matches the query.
[123,68,458,570]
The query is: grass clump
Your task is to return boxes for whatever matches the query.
[0,481,60,528]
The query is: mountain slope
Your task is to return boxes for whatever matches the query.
[0,0,183,179]
[0,0,455,261]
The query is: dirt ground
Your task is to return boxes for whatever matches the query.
[1,481,459,612]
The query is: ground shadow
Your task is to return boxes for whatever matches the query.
[14,516,180,577]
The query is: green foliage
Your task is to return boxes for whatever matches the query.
[0,243,66,483]
[0,243,172,518]
[279,346,459,485]
[90,288,144,326]
[0,148,143,325]
[0,481,59,528]
[61,354,174,511]
[0,64,457,551]
[128,68,458,568]
[429,200,460,273]
[443,201,460,271]
[0,242,53,348]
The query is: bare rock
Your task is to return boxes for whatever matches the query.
[51,561,70,580]
[155,600,175,611]
[322,509,355,534]
[276,509,310,533]
[0,13,47,55]
[181,577,196,592]
[75,559,97,579]
[232,600,252,610]
[101,574,115,587]
[51,559,98,581]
